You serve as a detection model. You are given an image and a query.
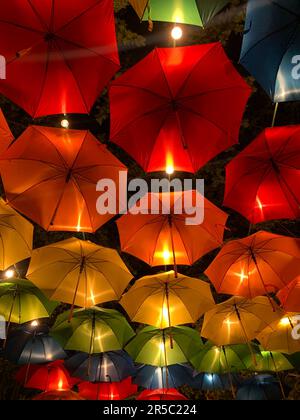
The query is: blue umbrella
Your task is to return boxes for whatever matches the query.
[240,0,300,106]
[191,373,241,391]
[4,323,66,364]
[236,374,282,400]
[65,351,136,383]
[134,364,194,389]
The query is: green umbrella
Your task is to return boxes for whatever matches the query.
[130,0,229,27]
[125,325,203,367]
[190,341,260,374]
[0,279,58,325]
[50,307,135,353]
[247,350,294,373]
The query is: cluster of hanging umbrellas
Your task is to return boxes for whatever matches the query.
[0,0,299,401]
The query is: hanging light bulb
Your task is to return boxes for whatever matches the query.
[31,320,39,328]
[61,118,69,129]
[4,269,15,279]
[171,26,183,41]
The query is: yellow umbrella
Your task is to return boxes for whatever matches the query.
[120,270,215,329]
[201,296,283,346]
[257,314,300,355]
[0,198,33,270]
[27,238,133,316]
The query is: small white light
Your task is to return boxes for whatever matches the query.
[31,320,39,327]
[207,374,213,382]
[4,269,15,279]
[171,26,183,41]
[61,119,69,129]
[166,164,174,175]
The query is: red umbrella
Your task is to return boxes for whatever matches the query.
[0,1,119,117]
[0,108,14,155]
[0,125,126,232]
[33,390,84,400]
[117,190,228,269]
[15,360,77,392]
[223,126,300,223]
[137,389,188,401]
[78,377,138,400]
[110,43,251,174]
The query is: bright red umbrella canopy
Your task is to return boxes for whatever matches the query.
[78,377,137,400]
[137,389,188,401]
[0,125,126,232]
[224,126,300,223]
[0,0,119,117]
[16,360,75,392]
[110,42,251,174]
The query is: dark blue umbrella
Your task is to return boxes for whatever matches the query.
[4,323,66,364]
[240,0,300,104]
[236,374,282,400]
[65,351,136,383]
[134,364,194,390]
[191,373,241,391]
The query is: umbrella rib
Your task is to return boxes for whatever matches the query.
[178,84,250,101]
[0,223,32,253]
[53,40,90,113]
[111,83,169,101]
[27,0,50,31]
[257,253,291,289]
[124,288,163,320]
[176,43,221,99]
[240,21,297,62]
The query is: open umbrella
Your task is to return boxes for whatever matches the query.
[0,109,13,155]
[110,43,251,174]
[117,191,228,270]
[190,342,260,374]
[246,350,294,373]
[201,296,283,347]
[65,351,136,383]
[0,198,33,270]
[0,0,119,117]
[0,279,57,325]
[223,126,300,223]
[0,126,127,232]
[134,363,194,389]
[120,270,215,329]
[277,277,300,312]
[129,0,229,27]
[257,315,300,355]
[137,388,187,400]
[15,360,75,391]
[27,238,132,315]
[125,326,203,367]
[4,324,66,364]
[236,375,282,401]
[240,0,300,104]
[78,377,138,400]
[205,231,300,299]
[51,308,135,354]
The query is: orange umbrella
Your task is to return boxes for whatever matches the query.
[205,231,300,299]
[0,108,13,155]
[201,296,283,347]
[0,126,126,233]
[117,191,228,271]
[277,277,300,312]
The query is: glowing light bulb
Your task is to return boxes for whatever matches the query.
[280,317,290,326]
[61,119,69,129]
[163,249,171,263]
[31,320,39,327]
[171,26,183,41]
[166,164,174,175]
[207,374,213,382]
[4,269,15,279]
[58,379,64,390]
